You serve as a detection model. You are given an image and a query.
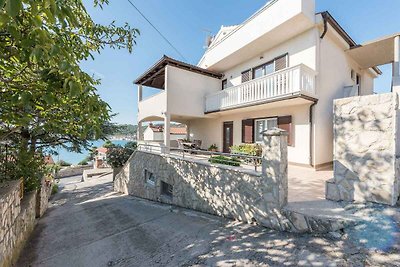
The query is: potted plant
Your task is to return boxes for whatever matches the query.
[208,144,218,152]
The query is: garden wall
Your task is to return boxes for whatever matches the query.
[56,165,92,178]
[326,93,400,206]
[0,179,52,267]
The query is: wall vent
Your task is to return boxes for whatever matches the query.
[161,181,173,198]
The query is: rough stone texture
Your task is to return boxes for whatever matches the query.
[36,177,53,218]
[0,178,51,267]
[115,129,350,233]
[327,93,400,206]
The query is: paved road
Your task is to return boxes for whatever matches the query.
[17,175,399,267]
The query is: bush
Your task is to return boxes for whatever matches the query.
[208,144,218,151]
[78,157,90,165]
[106,145,136,168]
[58,160,72,166]
[208,155,241,167]
[230,144,262,156]
[52,183,59,195]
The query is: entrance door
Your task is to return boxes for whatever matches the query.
[223,121,234,153]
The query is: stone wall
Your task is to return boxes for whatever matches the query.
[56,165,92,178]
[115,129,288,230]
[36,177,53,218]
[326,93,400,206]
[0,179,51,267]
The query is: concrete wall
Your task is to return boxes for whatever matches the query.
[313,19,376,166]
[326,93,400,206]
[166,66,221,118]
[56,165,92,178]
[189,102,312,165]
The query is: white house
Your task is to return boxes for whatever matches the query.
[135,0,400,169]
[143,124,187,142]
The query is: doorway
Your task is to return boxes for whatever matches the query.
[223,121,234,153]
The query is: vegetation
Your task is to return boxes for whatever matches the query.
[106,142,137,168]
[230,144,262,157]
[78,158,89,166]
[0,0,138,191]
[208,155,241,167]
[57,160,71,167]
[208,144,218,151]
[51,183,59,195]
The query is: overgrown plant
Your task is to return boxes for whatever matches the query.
[106,142,137,168]
[0,0,139,191]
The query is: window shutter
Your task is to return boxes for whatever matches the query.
[275,54,288,71]
[242,119,254,143]
[241,69,251,83]
[278,116,292,146]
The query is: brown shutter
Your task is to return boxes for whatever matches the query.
[242,119,254,143]
[241,69,251,83]
[275,54,288,71]
[278,116,292,146]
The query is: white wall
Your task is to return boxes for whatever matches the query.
[166,66,221,117]
[222,28,317,88]
[313,21,376,166]
[189,103,312,165]
[143,127,186,142]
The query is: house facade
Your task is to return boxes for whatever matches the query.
[135,0,382,168]
[143,124,187,143]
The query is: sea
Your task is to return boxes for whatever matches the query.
[53,140,129,165]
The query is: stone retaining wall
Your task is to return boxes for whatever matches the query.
[57,165,92,178]
[326,93,400,206]
[36,177,53,218]
[0,179,52,267]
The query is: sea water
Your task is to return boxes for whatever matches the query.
[53,140,129,164]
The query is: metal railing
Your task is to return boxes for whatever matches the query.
[137,143,262,172]
[205,64,317,112]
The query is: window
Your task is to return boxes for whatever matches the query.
[222,79,228,90]
[254,118,278,143]
[145,170,156,186]
[251,54,288,81]
[241,69,251,83]
[161,181,173,198]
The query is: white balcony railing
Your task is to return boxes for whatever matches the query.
[205,64,317,112]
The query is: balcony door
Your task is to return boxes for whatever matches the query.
[223,121,234,153]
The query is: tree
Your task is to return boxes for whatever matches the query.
[0,0,139,190]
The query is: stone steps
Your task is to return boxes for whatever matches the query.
[282,200,360,233]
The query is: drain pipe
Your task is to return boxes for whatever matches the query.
[309,101,317,167]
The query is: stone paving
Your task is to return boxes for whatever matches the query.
[16,174,400,267]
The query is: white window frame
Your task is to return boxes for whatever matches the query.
[254,118,278,143]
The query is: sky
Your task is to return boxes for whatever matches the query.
[81,0,400,125]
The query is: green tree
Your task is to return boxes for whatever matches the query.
[0,0,139,190]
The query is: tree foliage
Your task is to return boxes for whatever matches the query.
[0,0,139,190]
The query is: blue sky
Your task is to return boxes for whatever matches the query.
[81,0,400,125]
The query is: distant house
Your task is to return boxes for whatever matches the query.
[44,155,54,165]
[94,147,108,169]
[143,124,187,143]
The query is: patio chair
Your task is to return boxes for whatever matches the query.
[193,140,202,150]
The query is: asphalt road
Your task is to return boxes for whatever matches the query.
[16,174,400,267]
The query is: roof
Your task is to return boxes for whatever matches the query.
[44,156,54,165]
[96,147,108,153]
[148,125,187,135]
[134,56,222,88]
[318,11,382,75]
[346,33,400,70]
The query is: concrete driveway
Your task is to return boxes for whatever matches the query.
[17,174,399,267]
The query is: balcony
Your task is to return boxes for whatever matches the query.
[205,64,317,113]
[138,91,166,122]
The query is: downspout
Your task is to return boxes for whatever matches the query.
[308,12,327,167]
[309,101,317,167]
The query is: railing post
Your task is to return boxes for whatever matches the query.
[261,128,288,208]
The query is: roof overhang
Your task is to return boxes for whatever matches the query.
[134,56,222,89]
[346,33,400,70]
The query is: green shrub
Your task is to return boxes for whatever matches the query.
[208,144,218,151]
[208,155,241,167]
[230,144,262,156]
[52,183,59,195]
[106,145,136,168]
[58,160,71,166]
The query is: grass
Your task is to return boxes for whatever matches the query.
[51,183,59,195]
[208,155,241,167]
